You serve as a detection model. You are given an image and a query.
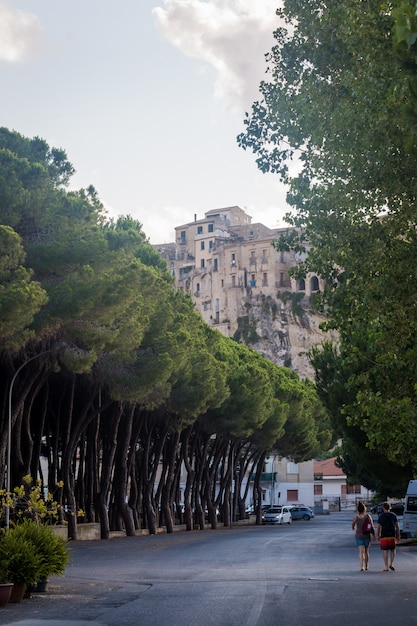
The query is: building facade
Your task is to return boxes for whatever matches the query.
[157,205,323,339]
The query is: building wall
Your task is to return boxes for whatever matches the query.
[169,206,324,338]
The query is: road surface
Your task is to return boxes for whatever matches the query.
[0,511,416,626]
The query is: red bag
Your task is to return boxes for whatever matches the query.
[363,514,374,535]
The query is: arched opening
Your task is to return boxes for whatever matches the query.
[310,276,319,292]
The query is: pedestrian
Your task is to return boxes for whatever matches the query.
[377,502,401,571]
[352,500,375,571]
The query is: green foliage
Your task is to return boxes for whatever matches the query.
[233,315,259,344]
[0,530,42,585]
[239,0,417,475]
[11,520,70,578]
[393,1,417,47]
[0,225,47,350]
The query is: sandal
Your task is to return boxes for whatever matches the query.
[389,565,395,571]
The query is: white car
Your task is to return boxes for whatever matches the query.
[262,505,292,525]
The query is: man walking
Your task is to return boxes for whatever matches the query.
[377,502,401,571]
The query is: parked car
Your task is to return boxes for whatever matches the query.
[390,502,405,516]
[371,502,404,516]
[262,506,292,525]
[288,506,315,521]
[371,503,384,514]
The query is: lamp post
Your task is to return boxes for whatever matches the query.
[6,350,52,528]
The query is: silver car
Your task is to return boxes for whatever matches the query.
[262,505,292,525]
[288,505,315,521]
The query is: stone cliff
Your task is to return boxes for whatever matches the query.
[232,293,336,381]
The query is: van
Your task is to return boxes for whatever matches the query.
[402,479,417,538]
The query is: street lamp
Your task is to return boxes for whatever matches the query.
[6,349,53,528]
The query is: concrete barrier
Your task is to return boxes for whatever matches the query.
[53,523,101,541]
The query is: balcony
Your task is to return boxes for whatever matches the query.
[250,472,277,482]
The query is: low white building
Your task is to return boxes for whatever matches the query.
[313,457,373,510]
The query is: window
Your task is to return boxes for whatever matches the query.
[280,251,285,263]
[208,223,214,233]
[287,490,298,502]
[197,226,203,234]
[200,241,205,250]
[232,275,236,287]
[287,462,299,474]
[314,485,323,496]
[209,240,213,251]
[346,484,361,495]
[201,259,205,269]
[280,272,285,286]
[213,258,218,271]
[310,276,319,291]
[298,279,306,291]
[262,273,268,286]
[407,496,417,512]
[231,253,236,266]
[180,230,186,242]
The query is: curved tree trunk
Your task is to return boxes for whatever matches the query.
[112,404,135,536]
[180,426,195,530]
[160,430,180,533]
[95,402,124,539]
[127,407,145,529]
[141,413,168,535]
[253,452,266,525]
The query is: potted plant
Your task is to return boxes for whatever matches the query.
[12,520,70,592]
[0,558,13,607]
[0,530,42,602]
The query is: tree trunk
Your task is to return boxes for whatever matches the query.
[112,404,136,536]
[160,430,180,533]
[96,402,124,539]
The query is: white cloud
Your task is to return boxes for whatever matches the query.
[0,1,43,63]
[153,0,281,111]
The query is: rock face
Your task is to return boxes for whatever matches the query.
[232,294,336,380]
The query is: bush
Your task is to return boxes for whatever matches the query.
[12,520,70,579]
[0,530,42,585]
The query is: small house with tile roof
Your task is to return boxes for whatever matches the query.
[314,457,373,510]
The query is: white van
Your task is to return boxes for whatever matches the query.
[402,479,417,538]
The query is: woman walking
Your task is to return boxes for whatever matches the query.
[352,501,375,571]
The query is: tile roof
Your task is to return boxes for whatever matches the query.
[314,457,345,477]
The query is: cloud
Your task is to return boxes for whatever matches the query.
[153,0,281,111]
[0,1,43,63]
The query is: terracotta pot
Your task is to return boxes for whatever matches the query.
[9,581,26,603]
[0,583,13,607]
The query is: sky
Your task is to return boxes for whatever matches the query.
[0,0,290,244]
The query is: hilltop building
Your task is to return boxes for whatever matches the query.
[155,205,324,342]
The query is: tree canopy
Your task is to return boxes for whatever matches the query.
[0,127,330,535]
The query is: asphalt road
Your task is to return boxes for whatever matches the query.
[1,511,416,626]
